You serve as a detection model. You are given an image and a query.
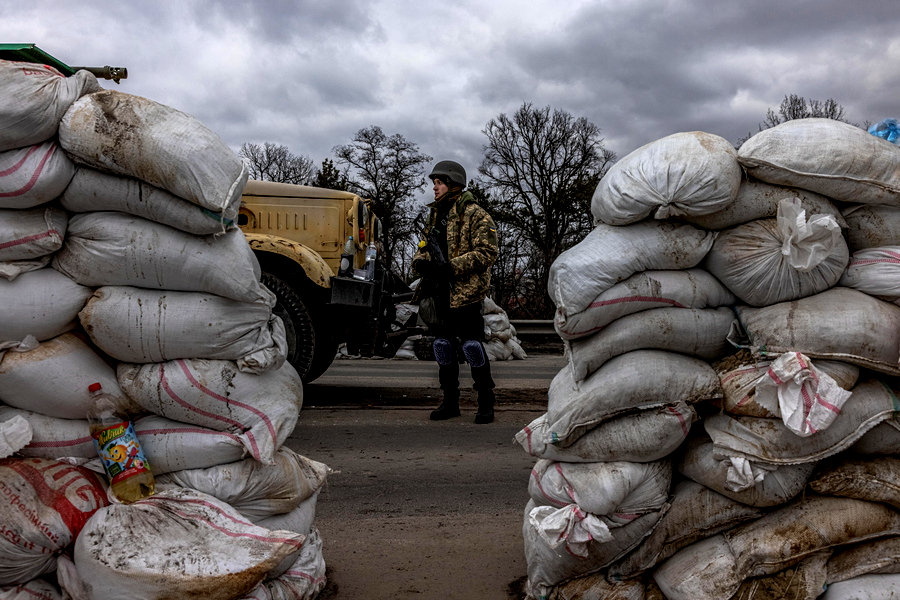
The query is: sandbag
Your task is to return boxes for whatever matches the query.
[677,436,815,507]
[714,350,858,418]
[609,480,764,580]
[735,287,900,376]
[842,203,900,251]
[0,269,93,344]
[677,179,846,231]
[529,460,670,522]
[72,487,305,600]
[546,350,721,447]
[566,306,734,382]
[0,458,107,586]
[730,553,830,600]
[826,537,900,584]
[241,526,327,600]
[515,403,695,463]
[839,246,900,303]
[156,448,328,522]
[118,358,300,464]
[654,495,900,600]
[539,573,649,600]
[0,332,134,419]
[821,573,900,599]
[554,269,735,341]
[738,118,900,207]
[810,456,900,509]
[524,499,666,600]
[0,406,95,458]
[591,131,741,225]
[255,491,320,535]
[0,60,100,151]
[78,286,285,374]
[705,378,900,468]
[548,221,716,318]
[59,90,248,215]
[703,199,849,306]
[0,205,67,261]
[54,212,270,303]
[0,577,68,599]
[0,141,75,209]
[851,419,900,455]
[61,167,234,235]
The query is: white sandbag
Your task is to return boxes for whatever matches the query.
[54,212,270,303]
[821,573,900,599]
[704,199,849,306]
[554,269,734,341]
[548,221,716,318]
[851,419,900,455]
[509,337,527,360]
[731,553,830,600]
[0,414,31,458]
[567,306,734,382]
[839,246,900,302]
[61,167,234,235]
[255,491,319,534]
[0,406,95,459]
[826,537,900,584]
[735,287,900,376]
[483,312,510,334]
[546,350,721,448]
[591,131,741,225]
[705,378,900,468]
[678,436,815,507]
[842,204,900,251]
[654,496,900,600]
[516,402,695,463]
[714,350,858,418]
[538,573,648,600]
[0,458,107,586]
[59,90,248,215]
[608,480,764,580]
[524,499,666,600]
[241,526,327,600]
[0,205,67,261]
[0,332,134,419]
[482,296,504,315]
[72,487,305,600]
[0,60,100,151]
[484,338,513,361]
[678,179,846,231]
[0,577,68,599]
[118,358,300,464]
[0,142,75,209]
[0,269,93,344]
[810,456,900,509]
[529,459,670,524]
[738,118,900,207]
[154,447,327,521]
[78,286,285,374]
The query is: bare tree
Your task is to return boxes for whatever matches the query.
[738,94,855,145]
[333,126,432,277]
[477,103,616,318]
[240,142,316,185]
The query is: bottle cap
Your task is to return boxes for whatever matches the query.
[88,382,102,393]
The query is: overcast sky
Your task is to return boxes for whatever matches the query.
[4,1,898,203]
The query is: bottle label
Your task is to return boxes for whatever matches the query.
[91,421,152,484]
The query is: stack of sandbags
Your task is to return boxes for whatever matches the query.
[482,296,527,361]
[0,65,327,599]
[518,121,900,599]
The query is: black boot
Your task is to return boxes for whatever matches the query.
[430,391,461,420]
[474,389,495,424]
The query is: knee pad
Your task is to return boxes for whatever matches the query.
[462,340,487,368]
[433,338,454,366]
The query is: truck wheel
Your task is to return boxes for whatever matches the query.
[261,272,336,384]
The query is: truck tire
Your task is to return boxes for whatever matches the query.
[260,272,336,384]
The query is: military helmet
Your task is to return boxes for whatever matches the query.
[428,160,466,188]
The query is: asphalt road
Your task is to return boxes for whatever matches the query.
[287,354,565,599]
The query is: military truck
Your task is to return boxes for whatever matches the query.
[238,180,418,383]
[4,44,420,383]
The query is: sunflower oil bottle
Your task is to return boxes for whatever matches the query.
[86,382,155,503]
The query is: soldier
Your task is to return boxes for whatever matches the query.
[412,160,499,423]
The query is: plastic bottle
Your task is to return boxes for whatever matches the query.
[87,383,155,503]
[339,235,354,277]
[364,241,377,280]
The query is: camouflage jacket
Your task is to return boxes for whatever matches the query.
[413,190,498,309]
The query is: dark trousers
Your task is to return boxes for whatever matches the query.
[429,302,495,395]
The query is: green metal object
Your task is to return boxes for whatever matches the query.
[0,43,127,83]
